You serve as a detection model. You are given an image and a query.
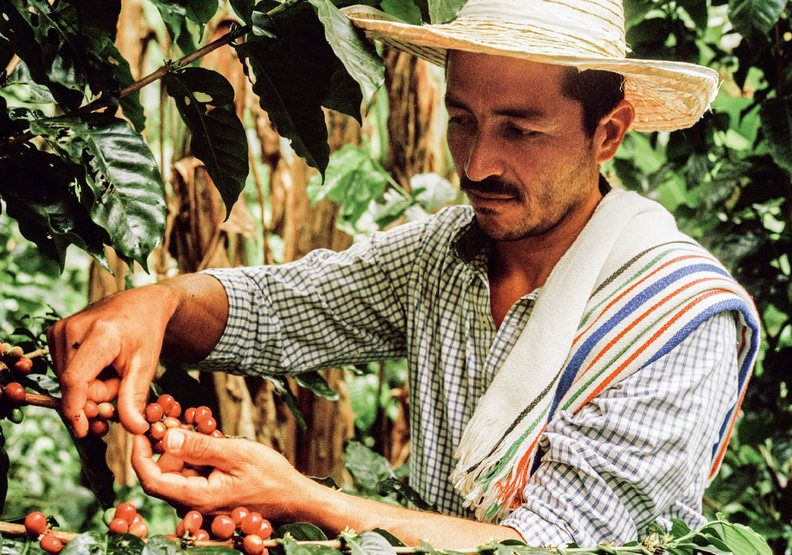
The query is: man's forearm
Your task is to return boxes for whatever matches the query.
[157,273,229,363]
[298,478,523,548]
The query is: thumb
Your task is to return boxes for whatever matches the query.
[164,429,232,469]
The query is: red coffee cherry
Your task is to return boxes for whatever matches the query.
[13,357,33,375]
[193,406,212,424]
[129,521,148,538]
[5,382,26,403]
[242,534,266,555]
[257,518,273,540]
[152,440,165,454]
[83,400,99,419]
[211,429,224,439]
[240,512,263,535]
[194,529,210,541]
[176,520,185,537]
[196,417,217,435]
[182,510,203,535]
[97,402,115,420]
[149,421,167,440]
[231,506,249,525]
[163,416,181,429]
[8,346,24,359]
[184,407,196,424]
[156,394,176,413]
[166,401,182,418]
[211,515,236,539]
[145,402,164,423]
[89,419,109,437]
[39,534,63,554]
[114,502,137,525]
[24,511,48,536]
[108,518,129,534]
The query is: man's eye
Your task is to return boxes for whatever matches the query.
[505,124,539,139]
[448,115,473,126]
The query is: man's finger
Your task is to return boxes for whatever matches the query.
[132,435,208,505]
[88,376,120,403]
[163,429,236,469]
[116,356,154,435]
[58,334,119,437]
[157,453,185,473]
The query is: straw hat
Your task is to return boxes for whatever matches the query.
[343,0,719,132]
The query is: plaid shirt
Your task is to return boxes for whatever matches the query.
[201,205,738,547]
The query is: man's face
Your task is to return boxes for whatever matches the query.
[445,51,602,242]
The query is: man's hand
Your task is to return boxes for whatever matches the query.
[47,285,180,437]
[131,429,312,519]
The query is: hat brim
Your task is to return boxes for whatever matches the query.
[344,6,719,132]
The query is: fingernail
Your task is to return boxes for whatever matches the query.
[167,429,185,451]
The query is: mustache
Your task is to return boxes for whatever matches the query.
[460,176,522,199]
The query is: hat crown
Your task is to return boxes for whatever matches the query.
[455,0,627,58]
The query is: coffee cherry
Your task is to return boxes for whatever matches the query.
[9,407,24,424]
[39,534,63,554]
[231,506,249,525]
[182,510,203,535]
[211,515,236,540]
[24,511,48,536]
[242,534,266,555]
[83,400,99,419]
[211,429,224,439]
[257,518,273,540]
[156,394,176,413]
[184,407,196,424]
[240,512,263,535]
[196,417,217,435]
[149,421,167,440]
[8,346,24,359]
[89,419,109,437]
[152,440,165,454]
[97,402,115,420]
[166,401,182,419]
[13,357,33,375]
[129,521,148,538]
[163,416,181,429]
[145,402,164,423]
[193,406,212,424]
[194,529,210,541]
[108,518,129,534]
[4,382,26,403]
[0,342,10,355]
[114,502,137,525]
[176,520,185,537]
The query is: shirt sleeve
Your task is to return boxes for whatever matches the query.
[500,311,739,547]
[196,218,430,375]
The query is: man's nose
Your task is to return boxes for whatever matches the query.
[464,133,503,182]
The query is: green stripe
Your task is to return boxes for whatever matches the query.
[480,405,551,485]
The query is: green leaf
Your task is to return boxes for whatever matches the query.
[142,536,187,554]
[148,0,199,54]
[670,518,692,538]
[760,96,792,176]
[236,3,333,172]
[294,371,339,400]
[308,0,384,108]
[281,537,342,555]
[29,116,166,267]
[306,144,390,226]
[0,0,84,109]
[376,476,435,511]
[369,529,405,547]
[0,145,110,268]
[69,424,118,509]
[164,67,248,217]
[230,0,256,24]
[703,522,773,555]
[428,0,465,23]
[380,0,423,24]
[274,522,328,541]
[344,440,395,493]
[728,0,788,36]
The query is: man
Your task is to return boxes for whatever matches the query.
[48,0,760,548]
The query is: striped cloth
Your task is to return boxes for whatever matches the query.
[451,190,761,522]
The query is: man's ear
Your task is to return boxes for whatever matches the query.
[593,99,635,164]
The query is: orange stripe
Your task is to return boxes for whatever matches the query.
[496,426,546,504]
[709,373,752,479]
[573,255,709,347]
[575,289,733,410]
[573,277,724,384]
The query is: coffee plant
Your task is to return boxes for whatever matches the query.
[0,0,789,552]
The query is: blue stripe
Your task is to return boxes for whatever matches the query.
[641,299,760,462]
[544,263,731,425]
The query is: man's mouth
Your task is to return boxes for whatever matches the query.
[466,190,517,202]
